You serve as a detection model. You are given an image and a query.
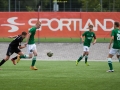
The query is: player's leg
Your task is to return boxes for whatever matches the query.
[18,45,33,59]
[10,48,21,65]
[15,45,33,63]
[76,46,87,66]
[117,55,120,62]
[107,54,114,72]
[16,52,31,63]
[0,55,10,67]
[107,48,117,72]
[30,44,38,70]
[116,51,120,62]
[85,51,89,66]
[18,44,37,70]
[14,53,32,63]
[77,52,86,62]
[12,48,23,63]
[83,46,89,66]
[0,46,13,67]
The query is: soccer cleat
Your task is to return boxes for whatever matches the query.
[106,70,114,72]
[11,58,16,65]
[85,63,90,66]
[16,55,20,63]
[76,60,79,66]
[30,66,38,70]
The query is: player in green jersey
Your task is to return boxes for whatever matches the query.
[76,25,96,66]
[115,23,120,62]
[14,21,41,70]
[107,22,120,72]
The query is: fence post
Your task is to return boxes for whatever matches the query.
[19,1,20,11]
[8,0,11,12]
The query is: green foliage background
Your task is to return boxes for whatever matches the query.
[0,0,120,11]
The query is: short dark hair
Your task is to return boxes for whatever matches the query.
[21,31,27,35]
[89,25,93,28]
[114,22,120,27]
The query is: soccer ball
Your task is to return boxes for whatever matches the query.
[47,52,53,57]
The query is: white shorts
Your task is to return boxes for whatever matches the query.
[109,48,120,55]
[83,46,89,52]
[27,44,37,54]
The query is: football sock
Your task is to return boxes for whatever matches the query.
[108,58,113,70]
[0,59,6,66]
[20,55,29,59]
[85,55,88,63]
[31,56,36,66]
[78,55,84,62]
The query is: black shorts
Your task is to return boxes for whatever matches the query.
[6,45,21,56]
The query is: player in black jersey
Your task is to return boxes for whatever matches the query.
[0,32,27,69]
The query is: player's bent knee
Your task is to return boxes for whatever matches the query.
[86,53,89,55]
[29,56,33,58]
[29,53,33,58]
[108,54,113,58]
[84,52,89,55]
[5,56,10,61]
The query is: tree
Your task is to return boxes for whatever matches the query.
[0,0,120,12]
[0,0,8,11]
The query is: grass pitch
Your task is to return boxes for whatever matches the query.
[0,61,120,90]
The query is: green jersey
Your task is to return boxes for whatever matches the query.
[111,28,120,49]
[82,31,96,47]
[28,26,37,44]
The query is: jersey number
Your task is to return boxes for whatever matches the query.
[117,34,120,40]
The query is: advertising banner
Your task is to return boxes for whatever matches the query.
[0,12,120,38]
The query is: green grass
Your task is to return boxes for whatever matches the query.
[0,61,120,90]
[0,38,110,43]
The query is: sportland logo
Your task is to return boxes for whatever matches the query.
[1,17,25,32]
[1,17,114,32]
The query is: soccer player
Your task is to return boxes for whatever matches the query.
[76,25,96,66]
[0,32,27,69]
[116,23,120,62]
[107,22,120,72]
[15,21,41,70]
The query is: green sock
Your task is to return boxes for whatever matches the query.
[108,58,113,70]
[108,63,113,70]
[20,55,29,59]
[85,55,88,63]
[78,55,84,62]
[31,56,36,66]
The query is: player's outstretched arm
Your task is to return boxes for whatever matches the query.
[8,35,18,38]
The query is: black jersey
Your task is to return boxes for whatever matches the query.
[9,35,23,47]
